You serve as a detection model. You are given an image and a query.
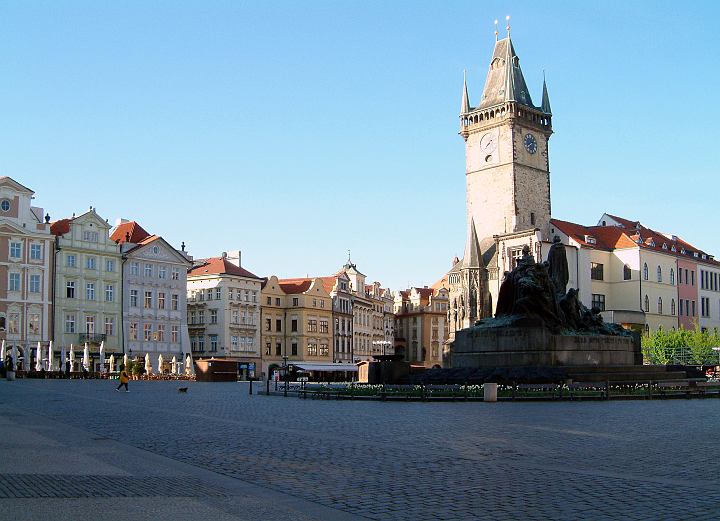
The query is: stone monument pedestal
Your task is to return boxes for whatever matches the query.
[452,323,637,368]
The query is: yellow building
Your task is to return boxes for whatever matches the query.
[260,276,333,378]
[393,287,449,368]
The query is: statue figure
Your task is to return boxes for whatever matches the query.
[547,235,569,296]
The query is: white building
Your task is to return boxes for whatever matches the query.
[111,220,192,373]
[187,251,262,378]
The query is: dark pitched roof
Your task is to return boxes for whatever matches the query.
[479,37,534,109]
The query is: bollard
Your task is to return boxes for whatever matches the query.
[266,377,270,396]
[248,378,253,395]
[483,382,498,402]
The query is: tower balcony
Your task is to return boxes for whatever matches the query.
[460,102,552,137]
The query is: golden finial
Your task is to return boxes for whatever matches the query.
[494,19,499,41]
[506,15,511,36]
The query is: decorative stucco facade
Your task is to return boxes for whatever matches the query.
[0,177,54,370]
[111,220,192,373]
[51,208,123,370]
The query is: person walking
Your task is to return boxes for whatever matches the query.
[116,365,130,392]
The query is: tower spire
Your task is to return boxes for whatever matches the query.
[541,71,552,114]
[494,19,498,41]
[461,70,470,114]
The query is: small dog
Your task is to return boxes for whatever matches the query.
[178,387,188,393]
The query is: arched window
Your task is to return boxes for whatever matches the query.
[643,263,649,280]
[657,266,662,282]
[623,264,632,280]
[671,299,676,315]
[644,295,649,312]
[658,297,663,314]
[670,268,675,285]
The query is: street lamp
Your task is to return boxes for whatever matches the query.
[282,355,289,397]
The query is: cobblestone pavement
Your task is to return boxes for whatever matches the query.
[1,380,719,520]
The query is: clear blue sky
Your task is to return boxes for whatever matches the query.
[2,1,718,290]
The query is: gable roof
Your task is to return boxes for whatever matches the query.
[188,257,261,279]
[124,235,191,265]
[0,176,34,195]
[110,221,151,244]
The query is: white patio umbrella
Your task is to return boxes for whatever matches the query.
[123,353,128,370]
[144,353,152,376]
[83,343,90,371]
[69,344,75,370]
[171,356,177,375]
[48,341,54,371]
[1,340,5,362]
[185,354,193,376]
[157,354,164,375]
[98,342,105,373]
[60,345,66,371]
[35,342,43,371]
[109,354,115,373]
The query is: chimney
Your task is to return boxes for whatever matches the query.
[226,250,241,268]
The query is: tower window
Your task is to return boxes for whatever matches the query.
[530,212,536,226]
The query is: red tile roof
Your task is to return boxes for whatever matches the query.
[317,276,338,294]
[552,216,718,265]
[551,219,636,251]
[50,218,72,236]
[110,221,151,244]
[431,274,449,290]
[188,257,260,279]
[278,278,314,294]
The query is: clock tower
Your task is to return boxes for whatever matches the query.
[445,28,553,340]
[460,31,553,255]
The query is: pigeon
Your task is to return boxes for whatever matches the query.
[178,387,188,393]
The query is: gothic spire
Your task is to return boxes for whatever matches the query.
[541,73,552,114]
[461,70,470,114]
[462,218,484,269]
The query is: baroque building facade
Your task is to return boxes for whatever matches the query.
[260,275,333,377]
[51,208,122,370]
[393,287,449,368]
[0,177,54,370]
[111,220,192,372]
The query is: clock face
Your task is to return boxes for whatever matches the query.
[480,132,497,154]
[524,133,538,154]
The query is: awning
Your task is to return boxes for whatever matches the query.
[291,363,358,372]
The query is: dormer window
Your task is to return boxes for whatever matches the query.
[585,235,596,245]
[693,252,699,258]
[671,245,677,252]
[681,248,686,255]
[662,243,668,250]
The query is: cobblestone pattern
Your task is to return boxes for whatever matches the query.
[0,474,226,498]
[2,381,720,520]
